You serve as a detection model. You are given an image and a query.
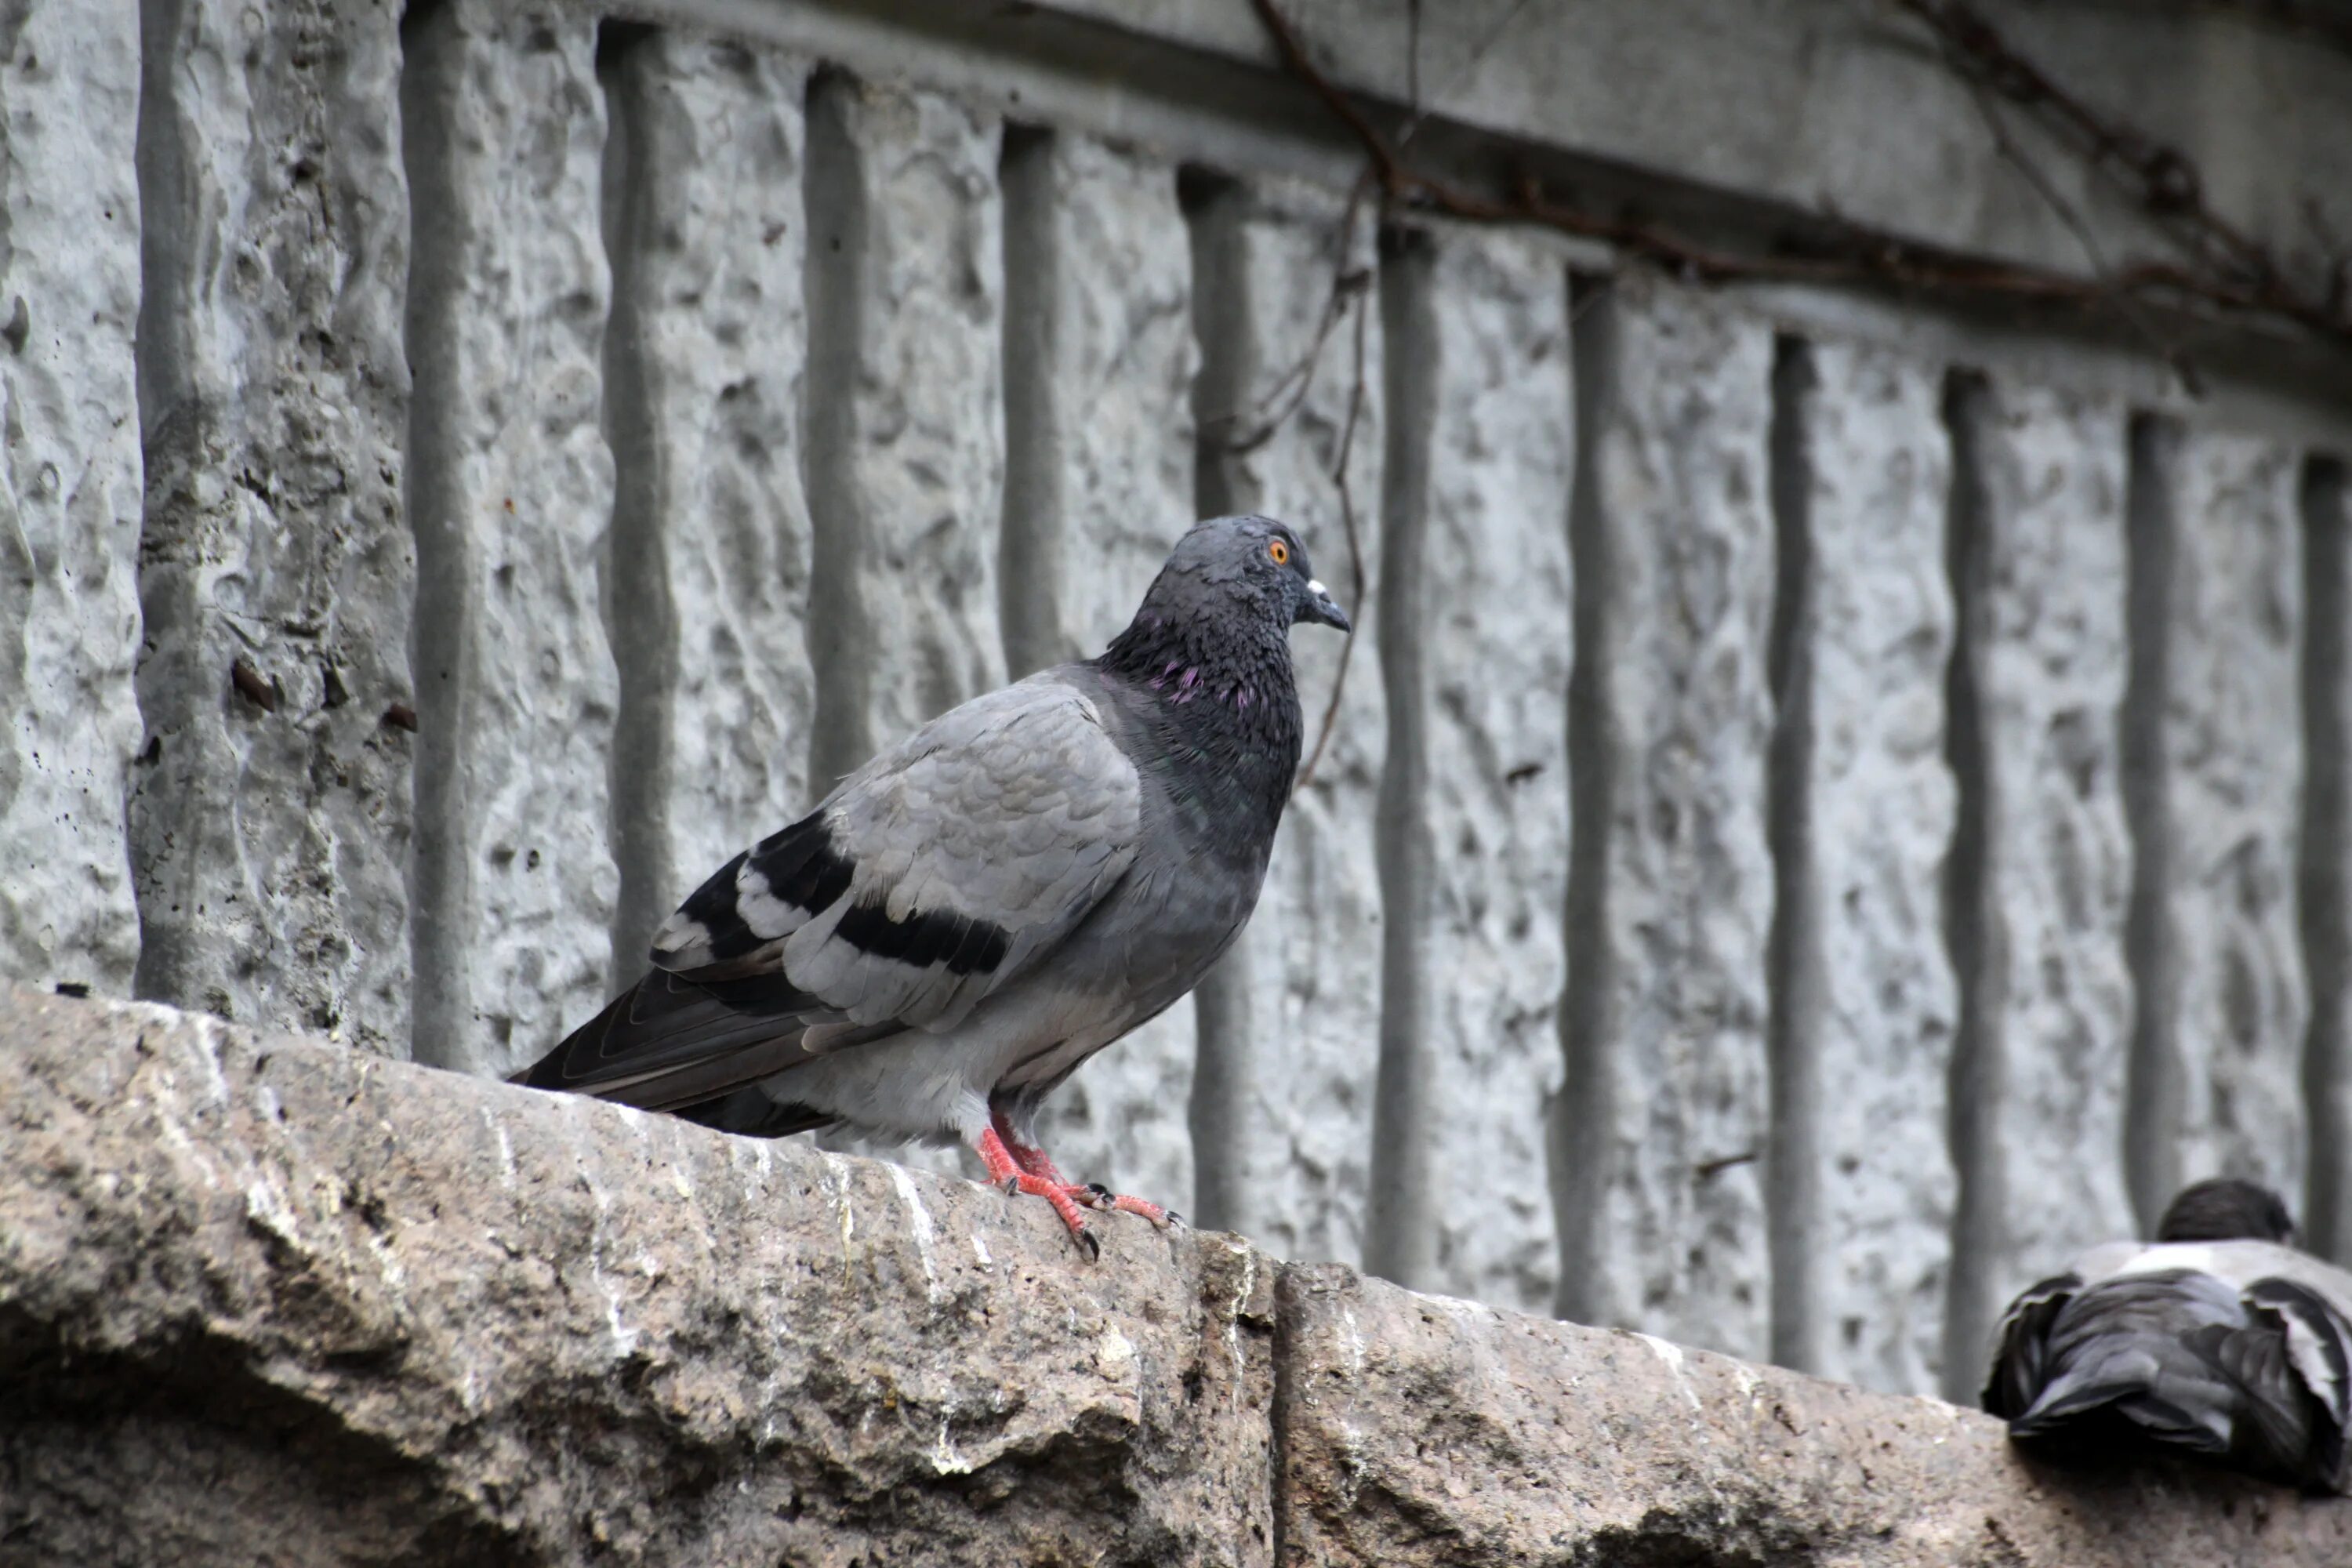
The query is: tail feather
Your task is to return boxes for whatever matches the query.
[2010,1337,2235,1455]
[511,967,871,1115]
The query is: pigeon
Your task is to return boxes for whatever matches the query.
[515,514,1351,1258]
[1982,1177,2352,1493]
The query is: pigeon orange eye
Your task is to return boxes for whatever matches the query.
[1269,539,1290,565]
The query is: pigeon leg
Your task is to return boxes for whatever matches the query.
[989,1103,1074,1184]
[976,1126,1104,1260]
[985,1104,1181,1229]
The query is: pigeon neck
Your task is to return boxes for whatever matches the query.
[1098,610,1303,830]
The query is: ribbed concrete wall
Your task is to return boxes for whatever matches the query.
[5,0,2350,1407]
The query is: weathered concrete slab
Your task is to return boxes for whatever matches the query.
[1778,339,1958,1394]
[9,986,2343,1566]
[597,33,817,983]
[1554,270,1775,1360]
[1943,379,2136,1397]
[1001,128,1200,1214]
[130,0,414,1056]
[403,2,619,1076]
[1401,224,1572,1313]
[0,2,143,998]
[2161,431,2307,1202]
[0,985,1277,1568]
[1187,174,1385,1258]
[1276,1263,2352,1567]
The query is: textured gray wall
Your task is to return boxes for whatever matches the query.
[4,0,2350,1406]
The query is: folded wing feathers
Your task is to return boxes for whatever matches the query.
[1982,1272,2082,1419]
[653,679,1142,1035]
[1987,1246,2352,1491]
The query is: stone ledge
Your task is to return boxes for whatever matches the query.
[1278,1265,2352,1566]
[2,986,2345,1566]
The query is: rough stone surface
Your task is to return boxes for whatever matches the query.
[1276,1262,2352,1567]
[0,985,1278,1568]
[1410,226,1572,1313]
[0,2,144,997]
[2161,431,2307,1201]
[597,34,816,985]
[1946,380,2136,1394]
[1004,129,1200,1214]
[1555,271,1775,1360]
[404,3,619,1076]
[130,0,415,1057]
[1187,175,1385,1261]
[16,986,2349,1568]
[1786,340,1958,1394]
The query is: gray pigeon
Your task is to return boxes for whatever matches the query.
[517,514,1350,1257]
[1983,1178,2352,1493]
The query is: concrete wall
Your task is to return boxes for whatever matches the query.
[4,0,2351,1409]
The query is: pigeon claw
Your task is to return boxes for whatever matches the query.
[975,1126,1169,1258]
[1067,1181,1177,1227]
[993,1167,1109,1260]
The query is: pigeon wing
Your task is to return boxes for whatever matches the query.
[1983,1272,2083,1419]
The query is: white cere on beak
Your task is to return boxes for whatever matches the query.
[1308,579,1327,597]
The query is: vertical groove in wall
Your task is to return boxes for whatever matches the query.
[128,0,192,1000]
[1552,270,1617,1325]
[1363,224,1438,1290]
[1181,167,1254,1234]
[131,0,191,442]
[997,124,1063,681]
[1763,335,1822,1374]
[596,24,678,992]
[2303,456,2351,1261]
[801,69,873,794]
[1937,371,2003,1402]
[2122,413,2182,1234]
[400,0,472,1067]
[1183,168,1250,523]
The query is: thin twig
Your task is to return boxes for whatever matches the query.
[1962,76,2202,393]
[1891,0,2347,339]
[1294,273,1372,795]
[1396,0,1544,153]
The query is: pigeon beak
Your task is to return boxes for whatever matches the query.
[1301,579,1352,633]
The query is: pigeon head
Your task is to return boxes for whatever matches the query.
[2155,1178,2296,1244]
[1139,514,1352,635]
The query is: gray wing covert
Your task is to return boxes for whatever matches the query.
[655,677,1143,1031]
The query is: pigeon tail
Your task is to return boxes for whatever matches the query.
[2009,1334,2238,1455]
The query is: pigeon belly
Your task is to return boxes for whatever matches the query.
[757,826,1263,1145]
[757,970,1133,1145]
